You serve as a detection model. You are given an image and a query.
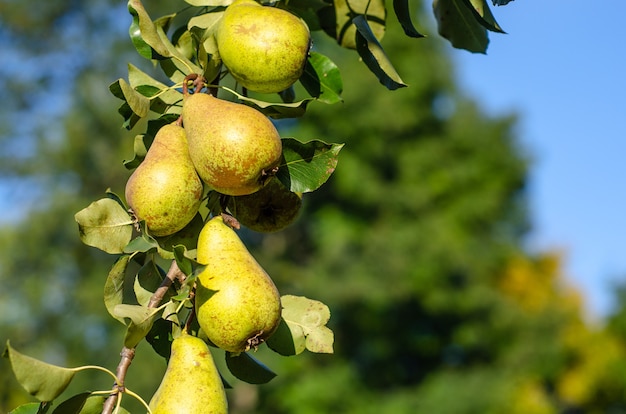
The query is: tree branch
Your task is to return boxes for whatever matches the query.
[102,259,185,414]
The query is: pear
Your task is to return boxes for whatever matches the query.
[217,0,311,93]
[125,123,203,237]
[228,177,302,232]
[148,333,227,414]
[195,215,281,353]
[182,92,283,196]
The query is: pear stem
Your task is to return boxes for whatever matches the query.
[101,260,185,414]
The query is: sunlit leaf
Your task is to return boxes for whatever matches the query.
[74,198,134,254]
[276,138,343,193]
[225,352,276,384]
[114,304,159,325]
[463,0,505,33]
[433,0,489,53]
[127,0,171,58]
[354,15,407,90]
[393,0,425,38]
[4,341,76,402]
[272,295,334,354]
[104,255,131,325]
[187,11,224,33]
[300,52,343,104]
[109,78,150,119]
[114,305,160,348]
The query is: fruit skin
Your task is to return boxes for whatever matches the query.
[125,123,203,237]
[182,92,282,196]
[195,215,282,353]
[149,333,227,414]
[217,0,311,93]
[228,177,302,232]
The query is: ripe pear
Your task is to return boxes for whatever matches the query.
[217,0,311,93]
[195,215,281,353]
[228,177,302,232]
[125,123,203,237]
[182,92,283,196]
[148,333,227,414]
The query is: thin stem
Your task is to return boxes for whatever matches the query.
[125,388,153,414]
[70,365,118,384]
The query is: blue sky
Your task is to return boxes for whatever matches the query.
[449,1,626,318]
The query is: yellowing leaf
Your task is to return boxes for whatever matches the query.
[278,295,334,354]
[74,197,134,254]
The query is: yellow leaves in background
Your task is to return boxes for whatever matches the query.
[498,253,583,315]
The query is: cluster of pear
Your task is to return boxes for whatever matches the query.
[124,2,312,412]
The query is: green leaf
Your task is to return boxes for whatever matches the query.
[300,52,343,104]
[354,15,407,90]
[187,11,224,33]
[4,341,76,402]
[225,352,276,384]
[74,198,134,254]
[333,0,386,49]
[276,138,344,193]
[114,304,159,325]
[8,403,43,414]
[134,261,166,307]
[50,392,94,414]
[104,255,131,325]
[123,134,150,169]
[278,295,334,354]
[433,0,489,53]
[127,0,171,58]
[109,78,150,119]
[114,305,160,348]
[124,235,159,254]
[127,63,184,115]
[462,0,505,33]
[393,0,425,38]
[220,86,311,119]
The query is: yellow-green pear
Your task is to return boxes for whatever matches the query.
[148,333,227,414]
[217,0,311,93]
[228,177,302,232]
[195,215,281,353]
[182,92,282,196]
[125,123,203,237]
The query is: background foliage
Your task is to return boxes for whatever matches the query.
[2,0,626,413]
